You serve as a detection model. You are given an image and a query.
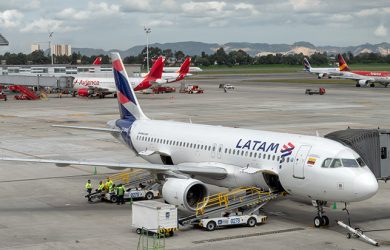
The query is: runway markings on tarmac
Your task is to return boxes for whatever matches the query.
[192,227,305,244]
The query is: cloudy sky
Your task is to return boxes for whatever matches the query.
[0,0,389,53]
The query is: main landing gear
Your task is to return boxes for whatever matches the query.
[313,200,329,228]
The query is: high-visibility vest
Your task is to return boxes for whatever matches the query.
[117,186,125,196]
[85,182,92,189]
[98,184,104,191]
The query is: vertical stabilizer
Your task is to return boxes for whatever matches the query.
[111,52,148,120]
[303,58,311,71]
[338,54,351,72]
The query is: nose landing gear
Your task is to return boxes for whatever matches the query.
[313,200,329,228]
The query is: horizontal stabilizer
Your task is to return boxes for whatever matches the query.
[52,125,120,133]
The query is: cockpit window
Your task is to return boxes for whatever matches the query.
[330,159,342,168]
[341,159,359,168]
[322,158,333,168]
[356,157,366,167]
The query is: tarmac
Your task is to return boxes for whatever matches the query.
[0,73,389,249]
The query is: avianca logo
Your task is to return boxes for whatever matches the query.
[281,142,295,157]
[74,79,100,86]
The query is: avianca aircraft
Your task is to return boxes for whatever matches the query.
[1,53,378,228]
[73,56,165,98]
[92,57,102,65]
[337,54,390,87]
[303,58,340,79]
[141,57,192,83]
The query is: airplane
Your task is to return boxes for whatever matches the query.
[92,57,102,65]
[337,54,390,88]
[73,56,192,98]
[303,58,340,79]
[0,52,379,228]
[140,57,192,83]
[164,62,202,73]
[72,56,165,98]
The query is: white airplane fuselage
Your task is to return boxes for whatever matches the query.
[72,76,143,92]
[307,68,340,78]
[111,119,378,203]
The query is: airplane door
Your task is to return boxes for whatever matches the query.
[293,145,311,179]
[211,143,217,158]
[217,144,223,159]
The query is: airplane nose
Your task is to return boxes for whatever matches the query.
[353,171,378,201]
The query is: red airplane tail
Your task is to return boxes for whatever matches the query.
[178,57,191,75]
[146,56,164,80]
[92,57,102,65]
[338,54,351,72]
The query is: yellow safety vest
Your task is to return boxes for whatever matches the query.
[98,184,104,191]
[85,182,92,189]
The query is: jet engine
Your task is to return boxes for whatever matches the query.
[162,178,208,212]
[357,80,368,87]
[318,73,324,79]
[77,88,94,97]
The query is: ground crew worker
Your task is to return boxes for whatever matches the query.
[85,180,92,201]
[104,177,113,192]
[116,184,125,205]
[109,183,116,193]
[97,180,104,193]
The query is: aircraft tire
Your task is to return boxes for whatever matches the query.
[314,216,322,228]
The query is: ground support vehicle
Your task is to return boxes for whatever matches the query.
[152,86,176,94]
[200,214,267,231]
[104,186,160,203]
[0,92,6,101]
[305,87,326,95]
[132,200,178,237]
[183,85,204,94]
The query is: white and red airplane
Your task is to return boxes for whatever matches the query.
[0,53,379,228]
[73,56,165,98]
[337,54,390,87]
[73,56,192,98]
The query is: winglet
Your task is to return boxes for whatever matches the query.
[338,54,351,72]
[111,52,148,120]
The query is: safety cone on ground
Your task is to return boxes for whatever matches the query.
[332,202,337,209]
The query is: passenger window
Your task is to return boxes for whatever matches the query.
[263,154,266,159]
[224,148,227,153]
[241,151,244,156]
[254,153,257,158]
[250,152,252,157]
[245,151,248,156]
[237,150,240,155]
[268,155,271,160]
[277,156,280,161]
[229,149,231,154]
[258,153,261,158]
[330,159,342,168]
[272,155,275,161]
[233,149,235,154]
[287,158,290,163]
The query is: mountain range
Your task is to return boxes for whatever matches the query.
[72,41,390,57]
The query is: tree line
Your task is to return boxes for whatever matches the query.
[0,47,389,67]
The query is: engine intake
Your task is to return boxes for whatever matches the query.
[162,178,208,212]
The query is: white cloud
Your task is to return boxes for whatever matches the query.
[374,24,387,37]
[20,18,80,33]
[0,9,23,28]
[289,0,322,12]
[182,1,226,14]
[57,8,91,20]
[57,2,119,20]
[0,0,40,11]
[121,0,151,12]
[88,2,119,15]
[147,20,174,27]
[234,3,258,15]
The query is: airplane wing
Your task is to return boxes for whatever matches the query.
[0,157,228,179]
[52,125,121,133]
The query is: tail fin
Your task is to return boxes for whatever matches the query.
[92,57,102,65]
[303,58,311,70]
[145,56,164,80]
[178,57,191,75]
[338,54,351,71]
[111,52,148,121]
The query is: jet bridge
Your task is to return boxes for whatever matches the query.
[179,187,280,225]
[325,128,390,180]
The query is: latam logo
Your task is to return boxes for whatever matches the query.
[235,139,279,153]
[74,79,100,87]
[280,142,295,157]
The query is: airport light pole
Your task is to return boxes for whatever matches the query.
[48,32,54,65]
[144,26,151,72]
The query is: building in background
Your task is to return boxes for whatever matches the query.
[31,44,41,52]
[52,44,72,56]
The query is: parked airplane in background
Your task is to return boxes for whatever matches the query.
[337,54,390,87]
[141,57,192,83]
[303,58,340,79]
[92,57,102,65]
[1,52,379,228]
[72,56,164,98]
[164,62,202,73]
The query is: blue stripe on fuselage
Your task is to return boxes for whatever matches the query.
[115,119,135,150]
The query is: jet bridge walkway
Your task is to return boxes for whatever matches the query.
[179,187,281,225]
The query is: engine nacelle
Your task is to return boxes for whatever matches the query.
[318,73,324,79]
[162,178,208,212]
[358,80,368,87]
[77,88,94,97]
